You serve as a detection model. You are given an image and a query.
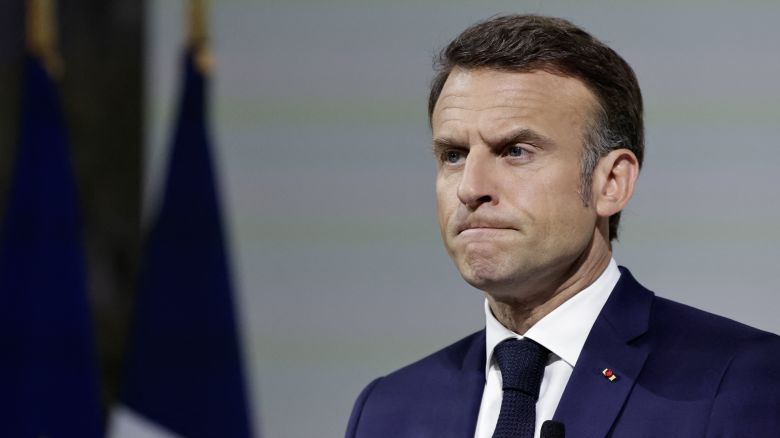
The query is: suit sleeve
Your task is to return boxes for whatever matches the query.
[345,377,383,438]
[705,334,780,437]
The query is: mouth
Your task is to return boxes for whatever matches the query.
[456,224,516,236]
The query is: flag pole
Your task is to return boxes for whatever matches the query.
[25,0,63,77]
[186,0,214,74]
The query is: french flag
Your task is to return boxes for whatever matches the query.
[0,55,103,438]
[109,49,254,438]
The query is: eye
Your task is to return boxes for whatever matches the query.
[507,145,526,157]
[504,144,535,162]
[443,150,465,164]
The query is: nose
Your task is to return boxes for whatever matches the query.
[457,148,497,210]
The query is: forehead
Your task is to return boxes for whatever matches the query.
[432,68,597,145]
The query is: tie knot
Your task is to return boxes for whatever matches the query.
[493,338,548,399]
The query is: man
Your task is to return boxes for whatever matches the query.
[346,14,780,438]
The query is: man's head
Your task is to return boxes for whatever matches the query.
[430,15,642,298]
[429,14,643,242]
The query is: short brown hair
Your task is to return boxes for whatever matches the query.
[428,14,644,241]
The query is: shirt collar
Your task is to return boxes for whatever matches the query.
[484,258,621,375]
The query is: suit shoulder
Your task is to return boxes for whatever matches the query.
[346,330,485,437]
[643,295,780,380]
[651,295,778,344]
[379,330,485,385]
[350,329,484,401]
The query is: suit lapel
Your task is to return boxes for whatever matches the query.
[445,329,486,438]
[430,330,485,438]
[553,268,653,438]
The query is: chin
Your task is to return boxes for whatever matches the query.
[458,258,509,290]
[456,251,542,296]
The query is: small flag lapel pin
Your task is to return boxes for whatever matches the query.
[602,368,618,382]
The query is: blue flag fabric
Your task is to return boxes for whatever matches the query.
[120,50,253,438]
[0,56,103,438]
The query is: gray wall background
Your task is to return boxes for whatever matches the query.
[147,1,780,437]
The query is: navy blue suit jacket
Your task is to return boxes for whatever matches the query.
[346,268,780,437]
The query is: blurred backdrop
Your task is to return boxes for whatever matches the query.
[1,0,779,437]
[0,0,142,424]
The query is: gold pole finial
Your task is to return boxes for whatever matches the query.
[26,0,63,77]
[186,0,214,74]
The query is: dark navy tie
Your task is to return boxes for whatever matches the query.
[492,338,549,438]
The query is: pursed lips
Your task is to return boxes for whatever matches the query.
[456,222,516,235]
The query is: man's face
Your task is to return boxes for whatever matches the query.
[432,68,601,297]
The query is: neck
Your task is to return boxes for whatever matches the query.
[486,237,612,335]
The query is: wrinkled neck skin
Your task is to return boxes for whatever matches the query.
[486,227,612,335]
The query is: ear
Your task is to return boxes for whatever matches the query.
[592,149,639,218]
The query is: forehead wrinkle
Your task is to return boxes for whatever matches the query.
[436,98,543,118]
[436,86,538,111]
[436,106,535,144]
[433,70,598,148]
[492,83,592,117]
[435,84,547,119]
[439,93,551,123]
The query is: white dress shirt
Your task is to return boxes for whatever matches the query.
[474,259,621,438]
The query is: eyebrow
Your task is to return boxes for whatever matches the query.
[489,128,555,150]
[431,127,554,155]
[431,137,463,155]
